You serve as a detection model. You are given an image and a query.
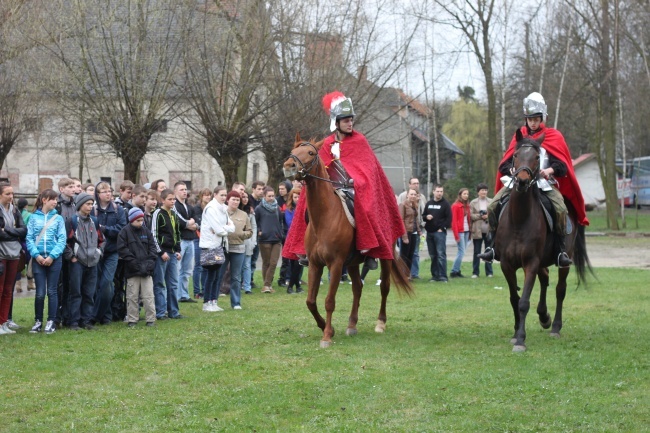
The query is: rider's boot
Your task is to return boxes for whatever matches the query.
[298,255,309,267]
[477,231,496,263]
[556,234,573,268]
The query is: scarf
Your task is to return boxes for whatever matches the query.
[260,198,278,213]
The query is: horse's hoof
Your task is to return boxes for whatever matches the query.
[346,328,357,336]
[375,321,386,333]
[510,338,517,345]
[549,332,561,338]
[540,318,552,329]
[512,345,527,352]
[320,340,332,348]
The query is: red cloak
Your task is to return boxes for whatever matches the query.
[282,130,405,260]
[497,124,589,226]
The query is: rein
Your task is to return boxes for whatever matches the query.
[512,143,540,191]
[288,141,348,188]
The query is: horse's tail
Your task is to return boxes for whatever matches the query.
[390,251,415,297]
[574,224,595,287]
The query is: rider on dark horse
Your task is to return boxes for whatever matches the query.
[283,91,405,269]
[478,92,590,267]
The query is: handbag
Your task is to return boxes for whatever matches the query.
[26,216,58,278]
[200,245,225,267]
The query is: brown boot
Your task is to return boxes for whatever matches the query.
[27,278,36,291]
[15,281,22,293]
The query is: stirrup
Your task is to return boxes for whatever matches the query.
[557,252,572,268]
[477,247,495,263]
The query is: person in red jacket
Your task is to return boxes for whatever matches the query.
[283,91,404,269]
[478,92,589,267]
[450,188,471,278]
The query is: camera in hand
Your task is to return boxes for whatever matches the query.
[479,210,487,216]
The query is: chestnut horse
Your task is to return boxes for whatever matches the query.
[496,130,592,352]
[283,136,414,348]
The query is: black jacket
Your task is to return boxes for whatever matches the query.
[117,224,157,278]
[173,200,197,241]
[0,207,27,260]
[422,198,452,233]
[151,207,181,255]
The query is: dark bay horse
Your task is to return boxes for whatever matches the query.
[496,130,592,352]
[283,135,414,348]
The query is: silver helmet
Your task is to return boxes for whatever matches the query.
[523,92,547,120]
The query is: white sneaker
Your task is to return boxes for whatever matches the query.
[211,301,224,312]
[202,303,213,312]
[233,305,242,310]
[1,322,16,334]
[7,320,20,329]
[375,279,381,286]
[471,274,478,279]
[30,320,42,333]
[44,320,56,334]
[0,324,9,335]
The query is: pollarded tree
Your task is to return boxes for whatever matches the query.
[180,0,277,187]
[35,0,190,181]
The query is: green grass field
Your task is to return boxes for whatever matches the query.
[585,208,650,232]
[2,263,648,432]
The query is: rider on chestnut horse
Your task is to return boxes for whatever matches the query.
[282,91,405,269]
[478,92,589,267]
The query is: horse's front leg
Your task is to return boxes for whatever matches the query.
[346,264,363,336]
[551,266,570,338]
[501,262,521,344]
[375,259,391,333]
[537,267,552,329]
[320,261,343,348]
[512,265,539,352]
[306,264,325,332]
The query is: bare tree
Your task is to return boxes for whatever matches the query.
[425,0,500,182]
[179,0,279,187]
[34,0,189,181]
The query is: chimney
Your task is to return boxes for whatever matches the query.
[358,65,367,81]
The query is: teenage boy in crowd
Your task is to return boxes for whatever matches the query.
[143,190,158,230]
[248,181,265,285]
[93,182,126,325]
[70,178,83,196]
[173,181,197,303]
[65,193,104,331]
[114,180,135,211]
[151,189,183,320]
[118,208,158,327]
[55,178,77,327]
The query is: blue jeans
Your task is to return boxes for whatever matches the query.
[33,257,63,322]
[242,255,252,293]
[452,232,470,274]
[176,240,194,300]
[202,264,223,303]
[93,252,119,324]
[426,231,448,281]
[154,255,180,318]
[410,234,421,278]
[223,252,244,307]
[472,235,493,276]
[192,238,203,296]
[68,261,98,326]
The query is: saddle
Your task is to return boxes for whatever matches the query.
[497,188,555,232]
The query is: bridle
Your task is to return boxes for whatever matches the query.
[287,141,347,187]
[511,143,540,192]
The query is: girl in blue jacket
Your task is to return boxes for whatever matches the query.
[26,189,67,334]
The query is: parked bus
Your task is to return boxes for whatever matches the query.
[631,156,650,207]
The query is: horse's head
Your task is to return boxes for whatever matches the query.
[512,129,544,193]
[283,133,324,180]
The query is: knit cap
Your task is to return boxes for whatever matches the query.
[128,207,145,222]
[75,192,94,211]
